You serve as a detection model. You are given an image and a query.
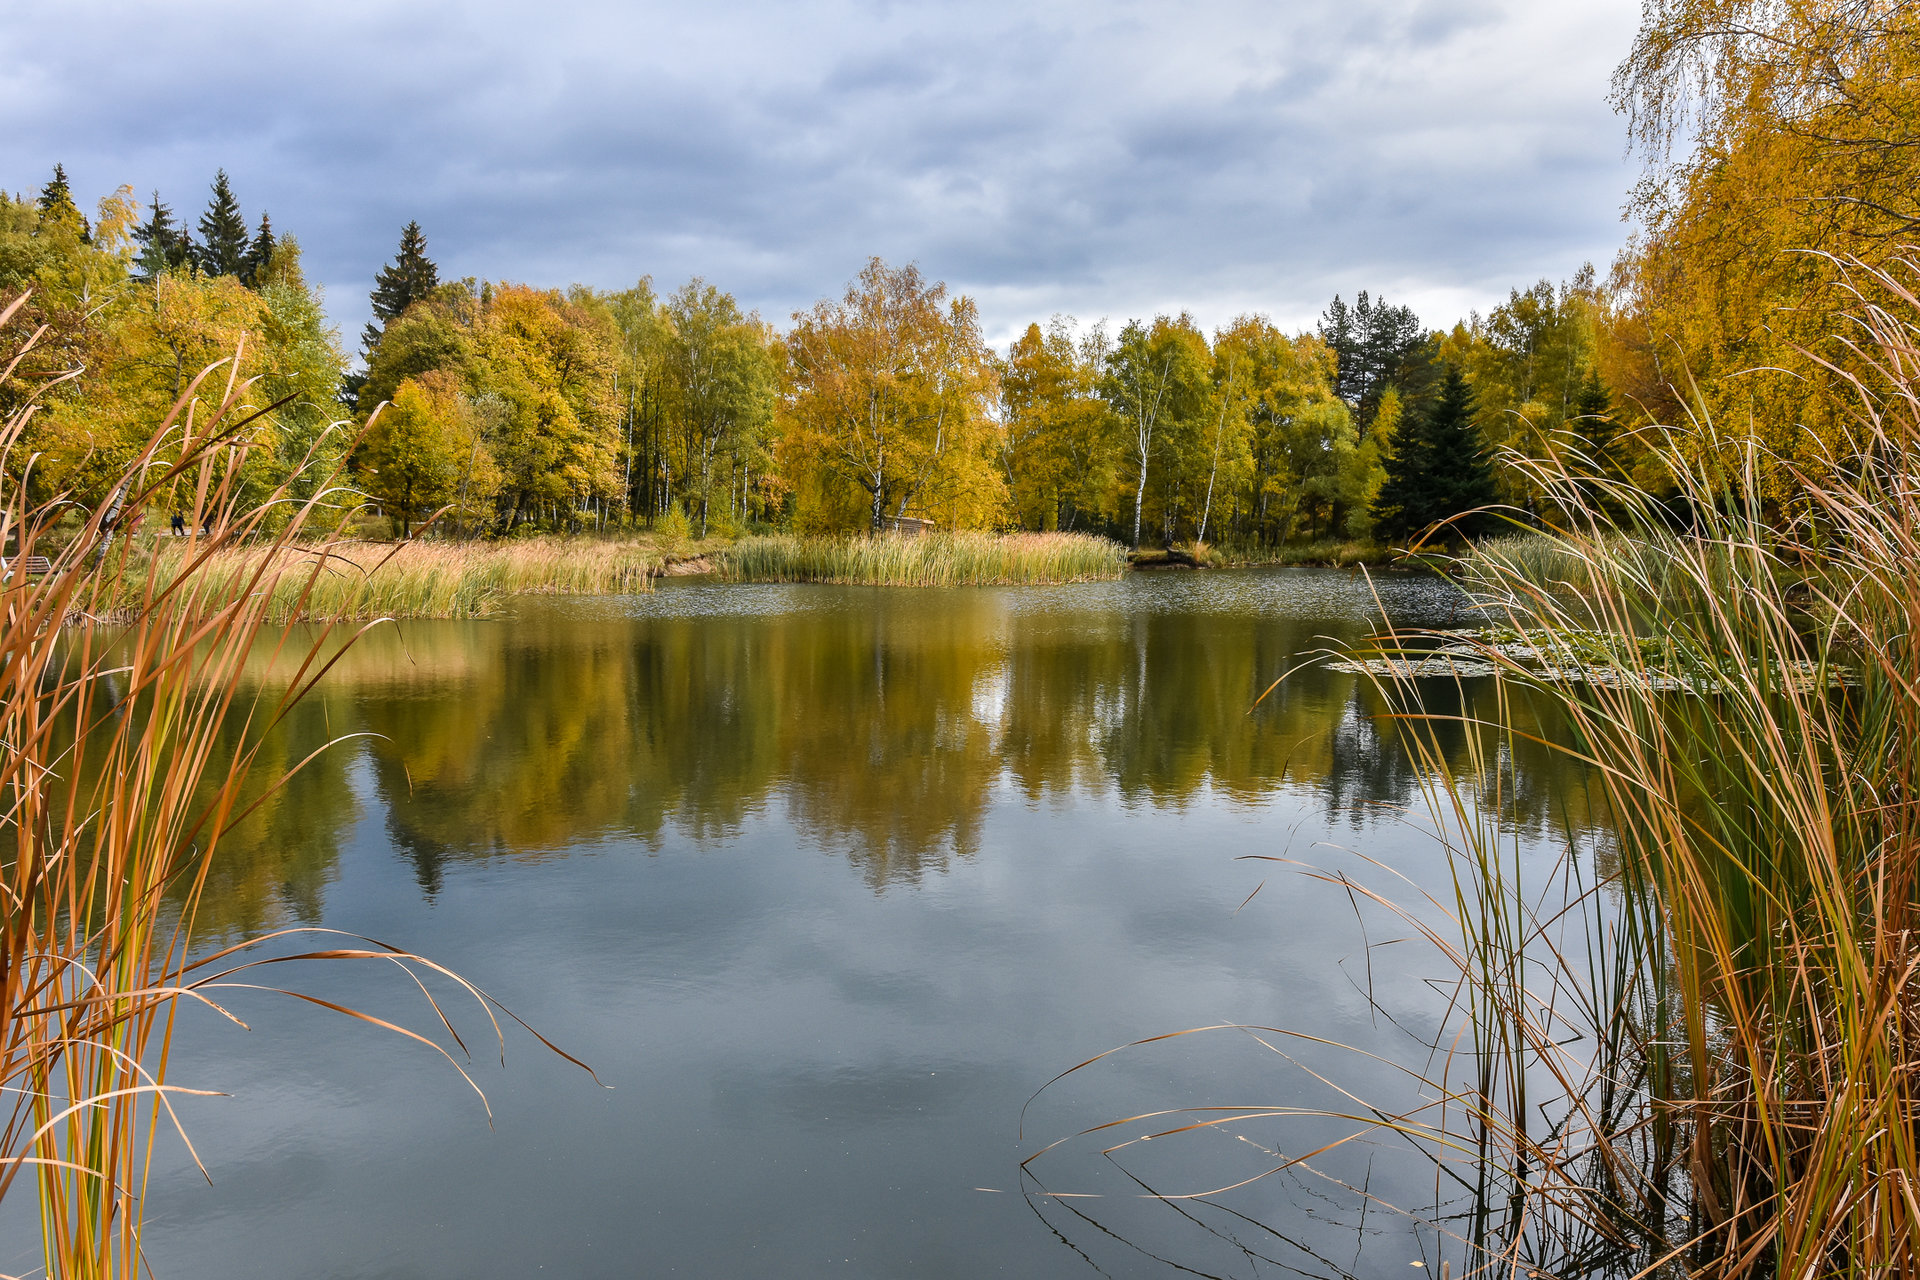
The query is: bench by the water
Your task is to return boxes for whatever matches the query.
[2,556,53,578]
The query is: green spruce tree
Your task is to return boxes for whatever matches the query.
[1373,392,1438,542]
[362,220,440,355]
[195,170,249,277]
[131,191,194,280]
[1372,364,1497,542]
[1572,366,1617,468]
[242,212,276,287]
[35,164,90,240]
[1319,290,1423,430]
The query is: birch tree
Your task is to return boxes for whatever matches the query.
[782,259,999,532]
[663,280,776,537]
[1100,314,1209,548]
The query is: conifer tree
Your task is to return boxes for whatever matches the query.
[1318,291,1424,431]
[1372,364,1496,542]
[1319,295,1354,382]
[131,191,193,280]
[1573,366,1615,461]
[35,164,90,240]
[243,213,276,287]
[195,170,249,277]
[36,164,76,218]
[363,221,441,354]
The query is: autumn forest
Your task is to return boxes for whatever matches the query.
[8,0,1917,570]
[0,168,1648,555]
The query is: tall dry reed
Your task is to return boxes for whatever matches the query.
[1353,257,1920,1276]
[123,535,661,623]
[0,305,588,1278]
[1025,259,1920,1278]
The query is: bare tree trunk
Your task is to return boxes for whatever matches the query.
[454,436,482,540]
[1131,445,1149,549]
[621,384,636,525]
[1198,428,1223,545]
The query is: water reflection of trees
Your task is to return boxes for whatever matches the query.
[54,674,363,943]
[199,695,360,934]
[202,591,1604,919]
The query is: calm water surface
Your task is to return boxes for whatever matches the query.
[7,568,1597,1278]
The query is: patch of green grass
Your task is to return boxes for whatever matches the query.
[717,531,1126,586]
[1230,538,1391,567]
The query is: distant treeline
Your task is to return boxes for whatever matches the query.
[10,46,1906,550]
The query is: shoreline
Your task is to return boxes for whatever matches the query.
[77,531,1441,624]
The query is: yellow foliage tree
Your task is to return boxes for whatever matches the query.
[998,318,1118,532]
[1101,314,1211,547]
[469,285,620,528]
[1438,269,1610,511]
[1222,321,1354,542]
[356,371,500,538]
[1612,0,1920,497]
[780,259,1001,533]
[33,274,286,509]
[660,280,777,536]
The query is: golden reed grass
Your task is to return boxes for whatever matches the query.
[1025,259,1920,1278]
[125,535,661,623]
[0,304,590,1278]
[1331,257,1920,1276]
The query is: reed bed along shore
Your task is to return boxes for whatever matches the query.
[108,528,1424,622]
[1469,529,1688,595]
[716,530,1126,586]
[112,529,1127,620]
[1339,266,1920,1276]
[119,535,666,622]
[1027,261,1920,1279]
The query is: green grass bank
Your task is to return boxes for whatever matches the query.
[715,531,1126,586]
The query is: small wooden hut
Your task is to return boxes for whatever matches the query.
[878,515,935,537]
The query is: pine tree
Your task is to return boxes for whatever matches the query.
[131,191,193,281]
[242,213,277,287]
[1318,291,1423,430]
[195,170,249,277]
[1572,366,1616,465]
[35,163,90,240]
[37,164,75,217]
[1372,365,1497,542]
[362,221,441,355]
[1389,332,1445,418]
[1319,295,1354,387]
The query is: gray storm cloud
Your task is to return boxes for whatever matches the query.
[1,0,1641,344]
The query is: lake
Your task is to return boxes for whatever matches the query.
[7,567,1597,1278]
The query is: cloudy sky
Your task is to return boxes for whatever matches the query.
[5,0,1644,347]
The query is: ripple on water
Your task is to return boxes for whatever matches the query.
[509,565,1476,628]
